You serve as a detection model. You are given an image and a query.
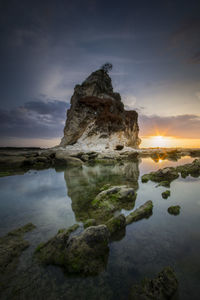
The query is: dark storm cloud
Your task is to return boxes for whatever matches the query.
[170,17,200,63]
[139,114,200,139]
[0,99,69,139]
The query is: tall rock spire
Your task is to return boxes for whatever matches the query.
[60,68,140,150]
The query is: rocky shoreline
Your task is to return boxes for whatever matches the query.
[0,147,200,177]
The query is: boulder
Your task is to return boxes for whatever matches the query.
[55,151,83,167]
[35,224,109,275]
[66,225,109,275]
[168,205,181,215]
[105,214,126,236]
[162,190,171,199]
[126,200,153,225]
[92,186,136,218]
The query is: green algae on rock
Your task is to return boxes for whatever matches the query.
[176,158,200,178]
[92,186,136,210]
[34,224,80,265]
[129,266,178,299]
[35,224,109,275]
[142,159,200,186]
[0,223,36,291]
[83,219,97,228]
[126,200,153,225]
[105,214,126,237]
[162,190,171,199]
[156,181,171,188]
[142,167,179,184]
[168,205,181,215]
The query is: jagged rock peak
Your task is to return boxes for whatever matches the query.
[60,68,141,151]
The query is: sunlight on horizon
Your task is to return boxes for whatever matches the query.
[141,136,200,148]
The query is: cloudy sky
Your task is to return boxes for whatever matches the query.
[0,0,200,147]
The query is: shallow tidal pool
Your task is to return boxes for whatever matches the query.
[0,156,200,299]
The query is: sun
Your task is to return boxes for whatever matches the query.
[150,135,169,147]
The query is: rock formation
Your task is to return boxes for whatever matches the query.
[60,68,141,150]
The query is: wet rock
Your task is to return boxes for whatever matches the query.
[66,225,109,275]
[176,159,200,178]
[129,266,178,299]
[142,167,179,184]
[126,200,153,225]
[156,181,170,188]
[105,214,126,236]
[64,162,139,223]
[35,224,109,275]
[83,219,96,228]
[142,159,200,186]
[168,206,181,215]
[0,223,36,290]
[34,224,80,265]
[162,190,171,199]
[92,186,136,218]
[54,151,83,167]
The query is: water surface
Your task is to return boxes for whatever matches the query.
[0,156,199,299]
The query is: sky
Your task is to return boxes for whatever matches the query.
[0,0,200,148]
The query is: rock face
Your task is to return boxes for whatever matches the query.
[60,68,140,150]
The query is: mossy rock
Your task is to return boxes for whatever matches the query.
[105,214,126,237]
[0,223,36,292]
[162,190,171,199]
[91,186,137,222]
[83,219,96,228]
[141,174,151,183]
[156,181,170,188]
[34,224,80,265]
[130,266,178,299]
[35,224,109,276]
[142,168,179,184]
[168,205,181,215]
[126,201,153,225]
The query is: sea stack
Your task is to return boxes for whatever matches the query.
[60,67,141,151]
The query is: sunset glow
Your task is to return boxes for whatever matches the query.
[141,136,200,148]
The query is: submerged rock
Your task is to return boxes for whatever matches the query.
[35,224,109,275]
[130,266,178,299]
[162,190,171,199]
[60,67,141,151]
[0,223,36,290]
[126,200,153,225]
[168,205,181,215]
[34,224,80,265]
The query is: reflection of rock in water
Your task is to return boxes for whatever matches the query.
[64,161,139,222]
